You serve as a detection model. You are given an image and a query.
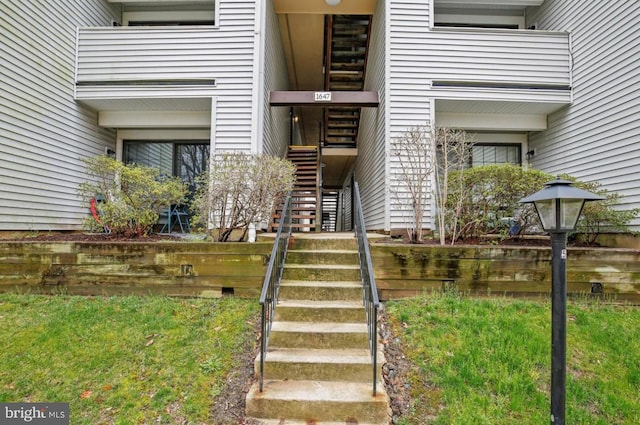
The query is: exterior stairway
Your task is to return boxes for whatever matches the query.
[246,235,390,424]
[270,146,321,232]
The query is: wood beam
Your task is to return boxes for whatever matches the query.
[269,91,379,107]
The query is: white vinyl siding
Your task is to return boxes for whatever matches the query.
[0,0,119,231]
[527,0,640,227]
[356,0,387,231]
[76,0,257,153]
[423,28,570,87]
[261,0,290,158]
[388,0,433,231]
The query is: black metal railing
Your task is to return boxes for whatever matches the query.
[353,182,381,396]
[258,193,293,392]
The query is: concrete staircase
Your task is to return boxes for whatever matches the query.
[246,235,390,424]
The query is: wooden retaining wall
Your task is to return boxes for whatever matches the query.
[0,242,272,298]
[371,244,640,302]
[1,241,639,302]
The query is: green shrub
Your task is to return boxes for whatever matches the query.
[78,155,187,237]
[561,176,640,244]
[190,152,296,242]
[446,164,551,241]
[445,165,638,244]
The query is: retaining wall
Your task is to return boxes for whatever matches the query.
[371,244,640,302]
[1,241,639,302]
[0,241,272,297]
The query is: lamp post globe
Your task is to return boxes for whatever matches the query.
[520,178,604,425]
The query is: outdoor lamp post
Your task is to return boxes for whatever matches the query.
[520,178,604,425]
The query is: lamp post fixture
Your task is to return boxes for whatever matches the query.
[520,178,604,425]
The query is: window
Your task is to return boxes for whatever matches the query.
[123,141,210,185]
[471,144,521,167]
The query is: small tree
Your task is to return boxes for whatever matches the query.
[190,152,296,242]
[389,125,436,243]
[78,155,187,237]
[433,128,475,245]
[564,178,639,244]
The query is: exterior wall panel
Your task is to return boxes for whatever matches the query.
[0,0,119,231]
[356,0,387,231]
[261,0,290,158]
[76,0,258,154]
[388,0,433,231]
[527,0,640,227]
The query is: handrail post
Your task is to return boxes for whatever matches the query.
[353,182,380,396]
[258,193,293,392]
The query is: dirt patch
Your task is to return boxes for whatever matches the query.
[379,305,412,424]
[210,315,261,425]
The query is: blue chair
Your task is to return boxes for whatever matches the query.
[160,205,190,233]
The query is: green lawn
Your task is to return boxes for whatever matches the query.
[387,293,640,424]
[0,294,258,424]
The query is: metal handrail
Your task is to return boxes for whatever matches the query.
[258,193,293,392]
[353,182,381,396]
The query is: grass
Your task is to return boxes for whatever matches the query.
[387,292,640,425]
[0,294,258,424]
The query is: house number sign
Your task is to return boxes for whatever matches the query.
[314,91,332,102]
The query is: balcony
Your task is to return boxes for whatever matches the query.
[74,26,253,112]
[413,27,572,129]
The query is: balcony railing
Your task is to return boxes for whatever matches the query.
[75,27,251,86]
[400,28,571,89]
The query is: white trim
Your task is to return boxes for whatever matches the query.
[251,0,265,154]
[568,31,574,101]
[116,132,124,161]
[429,97,436,231]
[210,96,218,151]
[383,0,391,232]
[73,27,79,98]
[429,0,435,29]
[214,0,221,29]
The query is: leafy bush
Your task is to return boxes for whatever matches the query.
[190,152,296,242]
[445,165,638,244]
[446,164,551,241]
[563,177,640,244]
[78,155,187,237]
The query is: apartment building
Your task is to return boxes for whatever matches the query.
[1,0,638,232]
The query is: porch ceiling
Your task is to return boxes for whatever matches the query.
[76,97,211,112]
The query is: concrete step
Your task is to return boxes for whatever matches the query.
[286,249,359,265]
[275,299,364,322]
[279,280,362,301]
[283,264,361,281]
[289,235,358,251]
[246,380,390,424]
[269,321,368,349]
[257,347,381,382]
